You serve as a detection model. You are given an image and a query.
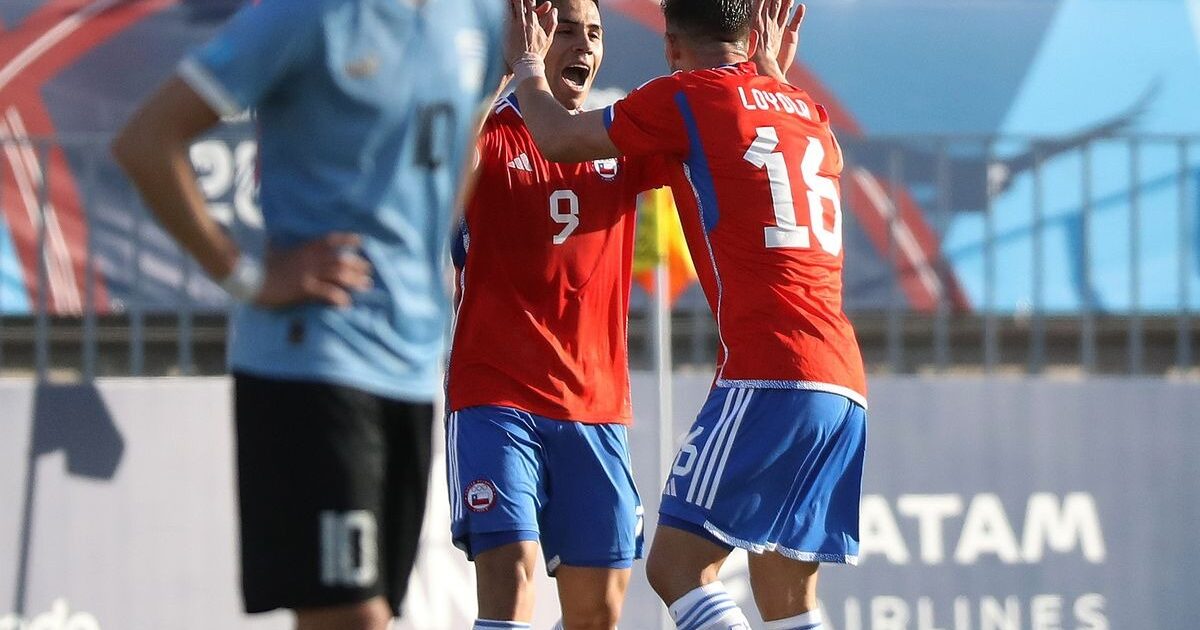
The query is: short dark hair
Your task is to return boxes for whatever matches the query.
[661,0,751,44]
[551,0,600,9]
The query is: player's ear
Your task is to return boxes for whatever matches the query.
[747,29,759,59]
[664,32,682,70]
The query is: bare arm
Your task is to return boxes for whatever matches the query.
[513,81,617,162]
[112,77,238,280]
[112,77,371,307]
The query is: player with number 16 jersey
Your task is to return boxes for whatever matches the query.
[605,65,865,403]
[603,61,869,565]
[506,0,869,623]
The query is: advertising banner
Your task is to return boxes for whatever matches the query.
[1,374,1197,628]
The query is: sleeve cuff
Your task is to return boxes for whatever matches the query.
[603,104,616,130]
[178,56,245,119]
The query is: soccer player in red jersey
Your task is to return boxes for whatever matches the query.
[504,0,866,628]
[445,1,667,627]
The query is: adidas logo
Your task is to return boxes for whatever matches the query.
[507,153,533,172]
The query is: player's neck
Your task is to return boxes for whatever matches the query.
[683,44,748,72]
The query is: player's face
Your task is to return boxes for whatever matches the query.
[546,0,604,111]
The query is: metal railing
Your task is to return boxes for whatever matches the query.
[0,133,1197,379]
[0,133,242,380]
[845,134,1200,376]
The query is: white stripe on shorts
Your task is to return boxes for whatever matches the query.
[454,413,464,519]
[692,389,748,506]
[449,412,461,519]
[455,413,465,520]
[686,388,739,504]
[703,389,754,509]
[447,413,455,519]
[691,389,752,507]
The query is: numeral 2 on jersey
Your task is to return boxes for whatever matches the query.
[743,127,842,255]
[550,189,579,244]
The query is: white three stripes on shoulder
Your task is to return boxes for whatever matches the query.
[494,94,522,118]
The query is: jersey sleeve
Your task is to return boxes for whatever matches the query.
[604,75,689,159]
[450,218,469,269]
[178,0,323,116]
[629,154,672,193]
[462,112,514,212]
[474,111,511,176]
[456,116,504,271]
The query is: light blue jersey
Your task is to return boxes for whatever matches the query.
[180,0,505,401]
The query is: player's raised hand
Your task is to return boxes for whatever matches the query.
[777,2,806,76]
[751,0,786,80]
[505,0,558,70]
[752,0,805,80]
[256,233,373,309]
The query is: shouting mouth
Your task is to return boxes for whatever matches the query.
[561,63,591,90]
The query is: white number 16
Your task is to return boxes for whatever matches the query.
[743,127,842,255]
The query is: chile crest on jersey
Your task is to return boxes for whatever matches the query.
[592,158,619,180]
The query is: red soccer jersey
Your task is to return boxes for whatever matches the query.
[605,62,867,407]
[447,95,666,424]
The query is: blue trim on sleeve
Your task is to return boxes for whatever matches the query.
[450,219,468,268]
[673,92,720,232]
[604,104,615,129]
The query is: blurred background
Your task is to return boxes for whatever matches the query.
[0,0,1197,628]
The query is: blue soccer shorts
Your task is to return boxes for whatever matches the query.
[659,387,866,564]
[446,406,644,575]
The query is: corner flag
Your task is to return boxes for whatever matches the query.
[633,187,696,304]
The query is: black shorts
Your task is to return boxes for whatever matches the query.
[233,373,433,615]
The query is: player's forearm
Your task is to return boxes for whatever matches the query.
[113,77,245,282]
[514,78,582,160]
[113,121,240,281]
[514,78,617,163]
[756,59,789,83]
[512,80,571,156]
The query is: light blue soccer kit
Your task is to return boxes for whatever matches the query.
[182,0,505,401]
[178,0,505,615]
